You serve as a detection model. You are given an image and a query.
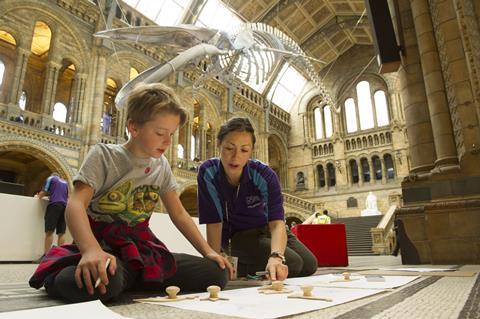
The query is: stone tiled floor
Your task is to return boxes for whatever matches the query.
[1,256,479,319]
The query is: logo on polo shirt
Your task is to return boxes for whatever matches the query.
[246,195,262,208]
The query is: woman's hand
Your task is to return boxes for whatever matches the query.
[266,257,288,281]
[74,249,117,295]
[205,251,235,279]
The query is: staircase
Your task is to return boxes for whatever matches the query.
[334,215,382,256]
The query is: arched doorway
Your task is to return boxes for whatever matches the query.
[179,185,198,217]
[285,216,302,229]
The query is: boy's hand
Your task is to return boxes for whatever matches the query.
[75,249,117,295]
[205,251,235,279]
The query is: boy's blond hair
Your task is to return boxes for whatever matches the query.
[126,82,187,126]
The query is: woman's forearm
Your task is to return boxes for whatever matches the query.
[269,220,287,253]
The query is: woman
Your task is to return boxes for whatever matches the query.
[197,117,317,281]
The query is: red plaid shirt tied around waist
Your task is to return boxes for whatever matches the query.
[29,217,176,289]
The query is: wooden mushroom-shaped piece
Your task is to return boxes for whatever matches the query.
[288,284,333,302]
[258,280,292,294]
[301,285,314,297]
[271,281,284,291]
[133,285,199,303]
[343,272,351,281]
[207,285,220,299]
[165,286,180,299]
[200,285,229,301]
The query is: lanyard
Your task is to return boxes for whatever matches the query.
[225,184,240,256]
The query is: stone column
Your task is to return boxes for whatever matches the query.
[185,122,192,161]
[346,161,353,187]
[411,0,458,168]
[88,54,107,146]
[358,159,364,186]
[381,157,387,184]
[70,73,87,124]
[371,92,379,128]
[397,0,436,173]
[41,61,61,115]
[389,92,402,121]
[368,158,375,184]
[9,47,30,106]
[171,129,179,168]
[197,124,204,159]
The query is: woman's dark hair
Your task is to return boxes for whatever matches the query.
[217,117,256,146]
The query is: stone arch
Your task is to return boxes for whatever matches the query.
[2,2,90,70]
[0,133,76,184]
[106,51,152,83]
[179,87,222,124]
[285,211,309,224]
[0,25,22,47]
[178,183,198,217]
[296,84,323,115]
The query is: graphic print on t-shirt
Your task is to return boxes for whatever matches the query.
[96,180,160,225]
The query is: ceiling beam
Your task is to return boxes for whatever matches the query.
[300,14,368,48]
[259,0,294,23]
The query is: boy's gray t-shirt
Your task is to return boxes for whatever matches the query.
[74,143,177,225]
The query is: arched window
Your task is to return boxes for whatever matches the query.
[357,81,374,130]
[102,78,119,136]
[314,107,323,139]
[344,98,357,133]
[372,156,382,180]
[0,60,4,87]
[18,91,27,110]
[374,90,389,126]
[327,163,336,187]
[384,154,395,179]
[52,102,67,122]
[177,144,184,159]
[31,21,51,55]
[349,159,359,184]
[343,80,390,134]
[360,157,370,182]
[324,105,333,138]
[317,165,325,188]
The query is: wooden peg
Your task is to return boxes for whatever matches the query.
[288,285,333,302]
[301,285,313,297]
[258,280,292,294]
[200,285,229,301]
[343,272,351,281]
[271,281,283,291]
[133,285,198,303]
[165,286,180,299]
[207,285,220,299]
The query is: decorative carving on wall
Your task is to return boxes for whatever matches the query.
[429,0,466,160]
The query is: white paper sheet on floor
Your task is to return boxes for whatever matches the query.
[284,274,419,289]
[0,300,130,319]
[143,286,383,319]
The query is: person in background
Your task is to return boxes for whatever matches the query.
[312,210,331,224]
[29,82,232,303]
[35,173,69,257]
[197,117,317,281]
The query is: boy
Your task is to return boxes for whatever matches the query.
[30,83,232,302]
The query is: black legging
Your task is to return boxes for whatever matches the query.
[230,227,318,278]
[45,253,228,303]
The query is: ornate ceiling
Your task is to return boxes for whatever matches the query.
[221,0,372,72]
